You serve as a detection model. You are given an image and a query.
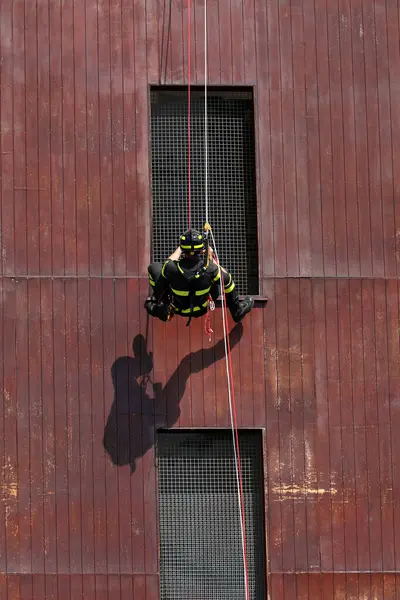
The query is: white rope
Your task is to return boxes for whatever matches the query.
[202,4,247,596]
[209,229,249,600]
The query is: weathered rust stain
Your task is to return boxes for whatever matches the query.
[2,482,18,500]
[272,483,338,498]
[2,458,19,536]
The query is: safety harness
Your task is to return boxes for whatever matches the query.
[173,257,210,326]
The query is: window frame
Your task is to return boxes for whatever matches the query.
[148,84,266,299]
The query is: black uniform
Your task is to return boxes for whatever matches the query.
[148,255,234,320]
[145,228,254,324]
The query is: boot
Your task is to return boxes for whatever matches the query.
[226,289,254,323]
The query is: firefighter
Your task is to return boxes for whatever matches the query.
[144,229,254,324]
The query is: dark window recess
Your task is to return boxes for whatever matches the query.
[150,87,259,296]
[157,429,266,600]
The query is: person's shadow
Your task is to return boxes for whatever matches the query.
[103,323,244,472]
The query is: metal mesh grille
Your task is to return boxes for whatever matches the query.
[157,430,266,600]
[150,87,259,296]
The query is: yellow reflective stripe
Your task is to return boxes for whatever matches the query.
[148,276,155,284]
[178,301,208,314]
[195,287,211,296]
[161,260,170,277]
[177,263,184,274]
[171,287,210,297]
[180,243,203,250]
[149,280,155,287]
[225,280,235,294]
[171,288,189,296]
[213,271,220,282]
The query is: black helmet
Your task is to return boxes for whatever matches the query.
[179,229,205,253]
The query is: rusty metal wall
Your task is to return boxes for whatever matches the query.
[1,0,399,598]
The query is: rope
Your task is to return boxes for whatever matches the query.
[204,0,208,225]
[186,6,250,596]
[210,231,250,600]
[187,0,191,229]
[203,309,213,341]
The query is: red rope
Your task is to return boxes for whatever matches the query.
[221,278,250,600]
[206,244,251,591]
[187,0,191,229]
[187,2,249,591]
[204,309,213,341]
[207,245,251,596]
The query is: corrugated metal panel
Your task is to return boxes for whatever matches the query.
[2,1,398,280]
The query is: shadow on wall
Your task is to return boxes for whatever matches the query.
[103,324,244,473]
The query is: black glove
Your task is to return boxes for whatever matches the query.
[144,296,157,315]
[144,296,170,322]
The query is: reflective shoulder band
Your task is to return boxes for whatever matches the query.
[224,277,235,294]
[161,260,170,277]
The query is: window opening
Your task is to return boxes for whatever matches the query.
[150,87,259,296]
[157,429,266,600]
